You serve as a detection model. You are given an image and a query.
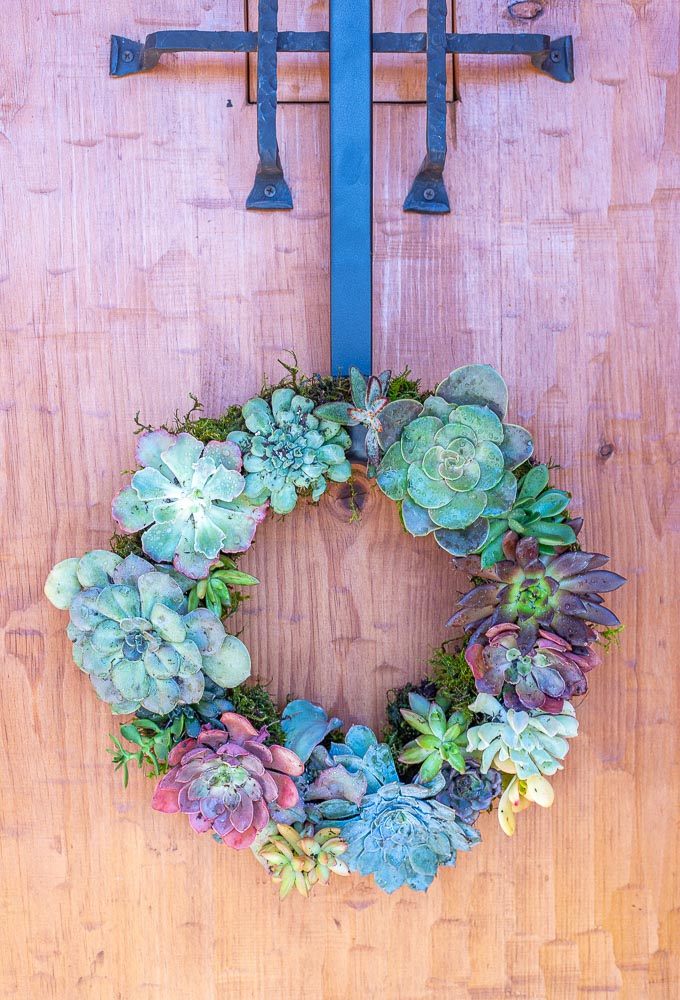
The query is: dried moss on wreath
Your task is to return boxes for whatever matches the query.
[45,362,625,899]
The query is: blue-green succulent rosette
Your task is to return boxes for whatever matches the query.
[44,360,625,898]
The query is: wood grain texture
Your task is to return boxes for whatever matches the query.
[1,1,678,998]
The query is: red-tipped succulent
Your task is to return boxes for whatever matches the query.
[465,622,601,713]
[152,712,304,849]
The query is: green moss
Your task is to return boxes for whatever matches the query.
[138,395,247,443]
[386,366,429,402]
[229,680,285,745]
[428,641,479,714]
[110,531,144,560]
[595,624,624,653]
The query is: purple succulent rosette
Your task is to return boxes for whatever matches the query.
[112,430,268,579]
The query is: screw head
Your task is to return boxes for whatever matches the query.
[550,49,561,63]
[122,50,134,63]
[423,187,435,202]
[264,184,276,198]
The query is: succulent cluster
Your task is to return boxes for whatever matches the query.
[398,692,469,783]
[436,757,502,824]
[186,556,259,618]
[255,822,349,899]
[449,533,625,651]
[228,389,352,514]
[466,693,579,779]
[314,367,421,476]
[45,359,626,892]
[465,622,601,713]
[477,463,578,568]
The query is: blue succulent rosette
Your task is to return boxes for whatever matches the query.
[436,757,502,824]
[276,705,481,893]
[227,389,352,515]
[329,725,480,893]
[45,552,251,714]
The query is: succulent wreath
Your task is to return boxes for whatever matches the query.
[45,360,625,899]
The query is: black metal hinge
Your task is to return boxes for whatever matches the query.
[110,2,574,214]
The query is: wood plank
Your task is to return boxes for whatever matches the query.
[1,1,680,998]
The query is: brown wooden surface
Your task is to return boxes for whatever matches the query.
[1,1,678,998]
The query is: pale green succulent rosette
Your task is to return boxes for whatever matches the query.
[376,364,534,556]
[45,552,251,715]
[228,388,352,515]
[465,693,578,779]
[112,430,268,580]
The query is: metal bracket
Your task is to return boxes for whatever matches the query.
[111,2,574,214]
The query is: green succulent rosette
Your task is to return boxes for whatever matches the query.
[112,430,267,579]
[228,388,352,515]
[45,552,251,715]
[376,364,534,556]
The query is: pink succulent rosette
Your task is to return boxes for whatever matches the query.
[152,712,304,849]
[465,622,601,714]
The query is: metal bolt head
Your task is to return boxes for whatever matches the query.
[264,184,277,198]
[122,50,134,63]
[423,188,435,202]
[550,49,561,63]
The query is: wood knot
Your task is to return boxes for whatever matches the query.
[507,1,544,19]
[598,441,615,460]
[328,468,374,521]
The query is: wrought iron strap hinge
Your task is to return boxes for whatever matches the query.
[110,2,574,214]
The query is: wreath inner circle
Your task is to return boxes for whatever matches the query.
[45,361,625,898]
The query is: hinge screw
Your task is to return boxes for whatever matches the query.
[122,50,134,63]
[550,49,560,62]
[423,188,435,201]
[264,185,277,198]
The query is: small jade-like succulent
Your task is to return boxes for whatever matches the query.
[448,533,626,652]
[227,389,352,515]
[341,781,480,894]
[436,757,502,824]
[478,464,577,568]
[466,693,578,779]
[398,693,469,783]
[314,367,421,476]
[152,714,304,849]
[497,772,554,837]
[465,622,601,713]
[377,365,534,556]
[186,555,259,618]
[255,822,350,899]
[45,552,251,714]
[112,430,268,579]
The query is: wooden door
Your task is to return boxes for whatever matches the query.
[1,1,678,998]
